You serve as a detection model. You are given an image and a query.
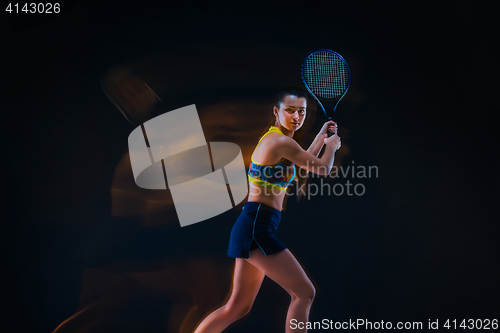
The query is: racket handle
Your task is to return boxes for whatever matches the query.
[327,119,337,137]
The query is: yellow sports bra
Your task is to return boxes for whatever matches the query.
[248,126,296,191]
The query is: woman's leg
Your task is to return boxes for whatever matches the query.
[246,249,316,333]
[193,258,265,333]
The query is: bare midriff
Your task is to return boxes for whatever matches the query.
[247,183,289,211]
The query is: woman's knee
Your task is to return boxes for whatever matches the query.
[223,301,253,320]
[290,281,316,302]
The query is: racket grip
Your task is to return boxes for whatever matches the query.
[327,124,337,137]
[326,130,340,139]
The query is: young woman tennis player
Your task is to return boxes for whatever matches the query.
[193,86,341,333]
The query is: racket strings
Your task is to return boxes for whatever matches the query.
[303,51,349,100]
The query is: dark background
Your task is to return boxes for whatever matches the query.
[2,0,499,332]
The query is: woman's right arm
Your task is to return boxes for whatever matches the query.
[275,134,341,175]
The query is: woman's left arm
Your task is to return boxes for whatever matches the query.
[307,121,337,156]
[307,135,325,157]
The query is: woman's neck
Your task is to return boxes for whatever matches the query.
[274,124,294,138]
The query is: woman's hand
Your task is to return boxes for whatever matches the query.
[324,133,341,151]
[318,120,338,138]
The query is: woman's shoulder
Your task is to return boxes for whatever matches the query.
[254,127,301,158]
[259,132,292,148]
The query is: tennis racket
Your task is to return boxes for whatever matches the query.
[101,66,163,126]
[301,49,351,135]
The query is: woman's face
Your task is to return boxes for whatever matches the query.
[273,94,307,132]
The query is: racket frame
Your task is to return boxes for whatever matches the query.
[301,49,351,121]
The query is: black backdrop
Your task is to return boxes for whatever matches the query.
[2,1,499,332]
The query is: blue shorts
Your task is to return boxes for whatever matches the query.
[227,202,287,258]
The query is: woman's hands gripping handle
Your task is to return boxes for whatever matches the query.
[320,120,341,151]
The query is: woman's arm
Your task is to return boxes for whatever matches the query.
[307,121,337,157]
[304,121,338,175]
[274,134,341,176]
[307,135,325,157]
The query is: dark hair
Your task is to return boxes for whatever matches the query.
[275,86,309,107]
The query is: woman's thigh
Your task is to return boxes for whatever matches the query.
[226,258,266,310]
[246,249,315,298]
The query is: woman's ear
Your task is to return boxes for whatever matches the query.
[273,106,278,117]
